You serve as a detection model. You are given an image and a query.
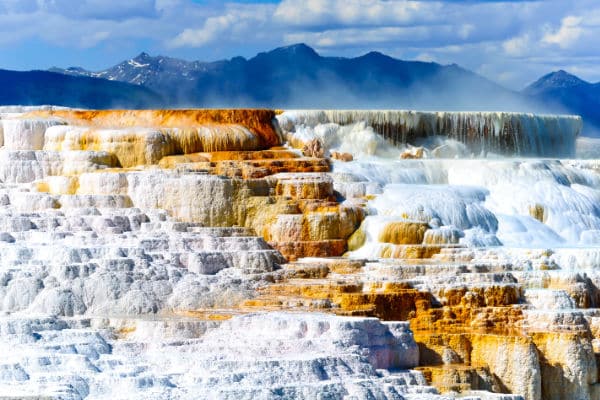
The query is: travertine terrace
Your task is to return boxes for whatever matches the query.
[0,107,598,399]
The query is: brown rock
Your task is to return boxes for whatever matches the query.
[270,240,347,261]
[400,146,426,159]
[330,151,353,162]
[302,138,325,158]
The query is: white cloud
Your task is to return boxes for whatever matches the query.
[79,31,111,48]
[53,0,158,20]
[542,15,583,48]
[0,0,212,49]
[503,34,532,57]
[285,26,437,48]
[274,0,436,27]
[415,52,436,62]
[169,4,274,48]
[171,14,238,47]
[0,0,37,13]
[458,23,475,40]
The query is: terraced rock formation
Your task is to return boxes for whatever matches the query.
[0,107,596,400]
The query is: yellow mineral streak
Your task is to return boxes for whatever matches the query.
[411,328,596,400]
[165,125,260,154]
[529,204,547,223]
[160,148,314,178]
[379,244,445,259]
[252,208,348,260]
[28,109,282,147]
[115,326,137,338]
[469,333,541,400]
[347,225,366,251]
[423,229,461,245]
[37,176,79,195]
[156,154,209,169]
[181,311,235,321]
[438,285,521,308]
[326,259,364,274]
[44,127,175,167]
[338,206,365,239]
[530,331,598,400]
[417,365,501,394]
[43,124,263,168]
[378,221,429,245]
[270,240,347,261]
[192,149,298,162]
[275,177,334,200]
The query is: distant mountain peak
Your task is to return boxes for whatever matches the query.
[526,70,588,92]
[280,43,314,52]
[545,70,587,85]
[134,52,151,60]
[359,51,391,60]
[130,52,155,65]
[269,43,319,58]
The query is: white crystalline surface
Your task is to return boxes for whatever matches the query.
[337,159,600,256]
[0,108,456,400]
[0,107,593,400]
[276,110,600,399]
[0,179,446,399]
[0,313,447,400]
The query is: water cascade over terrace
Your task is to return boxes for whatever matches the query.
[278,110,582,157]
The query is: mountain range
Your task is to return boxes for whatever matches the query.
[0,69,161,109]
[0,43,597,135]
[50,44,529,110]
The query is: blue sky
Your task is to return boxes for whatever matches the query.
[0,0,598,89]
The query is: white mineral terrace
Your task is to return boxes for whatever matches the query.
[278,110,583,157]
[0,107,597,400]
